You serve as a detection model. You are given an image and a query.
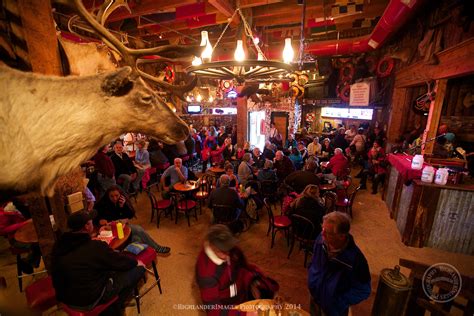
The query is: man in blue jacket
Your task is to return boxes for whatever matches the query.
[308,211,371,316]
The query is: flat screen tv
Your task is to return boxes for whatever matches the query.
[187,105,201,114]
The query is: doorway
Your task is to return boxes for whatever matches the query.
[271,112,289,144]
[249,111,266,150]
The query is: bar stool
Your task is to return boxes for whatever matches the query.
[61,296,119,316]
[25,275,57,313]
[124,247,162,314]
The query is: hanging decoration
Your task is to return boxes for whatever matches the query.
[376,57,394,78]
[336,82,351,102]
[339,62,355,82]
[220,80,234,92]
[305,113,315,122]
[164,65,175,83]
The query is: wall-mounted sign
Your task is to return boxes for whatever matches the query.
[350,82,370,106]
[321,107,373,120]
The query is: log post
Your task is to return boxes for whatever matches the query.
[236,86,248,147]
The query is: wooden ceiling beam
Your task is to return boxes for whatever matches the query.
[238,0,284,9]
[107,0,196,22]
[209,0,235,17]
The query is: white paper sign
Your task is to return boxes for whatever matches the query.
[350,82,370,106]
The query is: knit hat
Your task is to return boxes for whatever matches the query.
[67,211,93,232]
[207,224,238,252]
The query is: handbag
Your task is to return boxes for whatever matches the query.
[247,264,279,300]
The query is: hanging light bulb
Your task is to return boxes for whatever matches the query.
[196,93,202,102]
[186,95,192,102]
[234,40,245,62]
[192,56,202,66]
[200,31,213,62]
[208,95,214,103]
[283,37,294,64]
[200,31,209,46]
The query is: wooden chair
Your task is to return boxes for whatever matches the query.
[322,191,337,214]
[146,189,172,228]
[172,193,198,227]
[264,198,291,248]
[260,180,278,203]
[335,185,361,217]
[194,175,212,215]
[287,214,318,267]
[212,204,242,233]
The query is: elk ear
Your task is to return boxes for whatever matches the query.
[101,66,134,96]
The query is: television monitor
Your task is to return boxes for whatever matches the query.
[187,105,201,114]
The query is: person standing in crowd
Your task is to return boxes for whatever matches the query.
[196,225,275,315]
[273,150,295,182]
[110,141,138,194]
[360,141,387,194]
[222,137,236,162]
[285,134,297,150]
[93,144,116,196]
[269,122,278,145]
[349,128,367,162]
[217,126,227,146]
[334,128,349,153]
[133,140,150,190]
[51,211,145,315]
[308,211,371,316]
[345,125,357,143]
[95,186,171,254]
[307,137,322,157]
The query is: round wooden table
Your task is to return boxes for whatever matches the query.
[235,299,309,316]
[208,166,225,174]
[319,183,336,192]
[173,181,200,192]
[108,225,131,250]
[14,219,37,244]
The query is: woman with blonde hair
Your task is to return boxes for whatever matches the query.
[288,184,325,229]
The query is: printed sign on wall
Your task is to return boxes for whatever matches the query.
[350,82,370,106]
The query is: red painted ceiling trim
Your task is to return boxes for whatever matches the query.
[306,0,421,56]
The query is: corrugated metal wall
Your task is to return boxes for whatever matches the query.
[396,184,414,236]
[427,189,474,255]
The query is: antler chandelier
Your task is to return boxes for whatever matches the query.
[186,8,294,85]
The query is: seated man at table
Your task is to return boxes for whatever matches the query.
[325,148,349,179]
[51,211,145,314]
[284,160,320,194]
[273,150,295,182]
[208,175,244,219]
[160,157,188,198]
[95,186,171,254]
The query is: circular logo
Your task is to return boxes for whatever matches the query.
[422,263,462,303]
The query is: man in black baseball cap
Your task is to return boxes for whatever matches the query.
[51,211,145,314]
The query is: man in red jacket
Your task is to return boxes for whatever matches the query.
[326,148,349,179]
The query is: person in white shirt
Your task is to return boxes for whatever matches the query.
[345,125,357,143]
[307,137,322,157]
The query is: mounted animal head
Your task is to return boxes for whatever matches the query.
[0,65,189,196]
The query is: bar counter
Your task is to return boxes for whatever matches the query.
[384,154,474,255]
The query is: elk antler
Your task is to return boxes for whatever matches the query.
[66,0,201,95]
[96,0,131,26]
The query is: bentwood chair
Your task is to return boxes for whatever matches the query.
[335,185,361,217]
[264,198,291,248]
[62,296,118,316]
[146,189,172,228]
[287,214,319,267]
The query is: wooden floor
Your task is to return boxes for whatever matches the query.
[0,178,473,315]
